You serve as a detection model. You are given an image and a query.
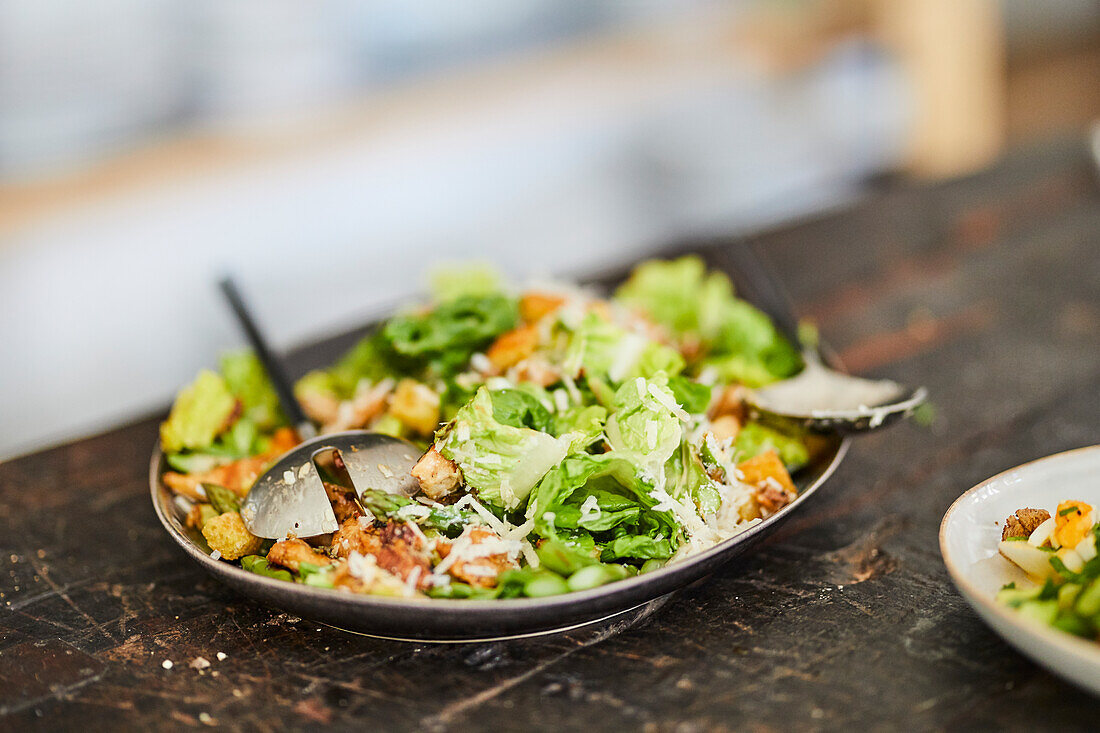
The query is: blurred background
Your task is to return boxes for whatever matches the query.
[2,0,1099,458]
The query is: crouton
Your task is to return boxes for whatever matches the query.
[737,450,797,516]
[266,539,334,572]
[519,292,566,323]
[737,450,797,494]
[388,379,441,436]
[709,415,741,444]
[487,325,539,370]
[1001,508,1051,541]
[202,511,263,560]
[411,447,463,500]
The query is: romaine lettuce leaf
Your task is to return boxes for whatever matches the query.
[220,351,285,430]
[160,370,238,453]
[604,375,682,470]
[429,263,505,301]
[563,312,683,385]
[614,256,801,386]
[384,294,518,376]
[666,375,712,415]
[600,535,674,561]
[527,453,679,544]
[437,387,568,509]
[552,405,607,453]
[489,388,553,433]
[734,421,810,470]
[664,440,722,517]
[614,256,732,338]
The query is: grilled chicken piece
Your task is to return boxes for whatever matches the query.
[1001,508,1051,541]
[436,526,519,588]
[321,379,394,434]
[411,447,463,500]
[330,520,432,590]
[266,539,334,572]
[163,427,299,500]
[330,557,415,597]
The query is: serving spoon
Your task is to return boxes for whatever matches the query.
[219,278,421,539]
[725,242,927,432]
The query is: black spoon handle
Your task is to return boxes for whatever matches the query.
[219,277,316,438]
[725,240,803,347]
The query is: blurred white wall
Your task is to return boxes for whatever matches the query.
[0,5,911,458]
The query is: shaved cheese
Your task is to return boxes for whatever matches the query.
[283,470,296,485]
[561,374,582,404]
[470,353,493,374]
[553,389,570,414]
[580,495,601,519]
[645,419,658,450]
[396,504,430,520]
[405,566,422,593]
[608,332,646,382]
[378,464,395,478]
[454,495,508,536]
[647,383,690,421]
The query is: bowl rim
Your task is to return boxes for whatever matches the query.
[151,435,849,615]
[938,444,1100,668]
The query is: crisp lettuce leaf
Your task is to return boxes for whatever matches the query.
[429,263,505,301]
[600,535,674,561]
[220,351,285,430]
[437,387,568,510]
[563,312,683,385]
[614,256,801,386]
[489,388,553,433]
[604,375,682,471]
[384,294,518,376]
[527,453,679,546]
[734,421,810,470]
[160,370,238,453]
[665,440,722,517]
[614,256,732,338]
[702,299,802,386]
[666,375,712,415]
[552,405,607,453]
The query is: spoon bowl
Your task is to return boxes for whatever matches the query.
[240,431,421,539]
[746,352,927,432]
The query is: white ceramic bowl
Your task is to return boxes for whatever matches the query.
[940,445,1100,696]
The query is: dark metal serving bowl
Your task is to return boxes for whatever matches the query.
[150,432,847,642]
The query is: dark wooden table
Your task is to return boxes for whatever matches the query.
[3,138,1099,732]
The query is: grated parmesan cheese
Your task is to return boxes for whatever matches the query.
[647,383,690,421]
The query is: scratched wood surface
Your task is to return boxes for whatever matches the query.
[2,138,1099,732]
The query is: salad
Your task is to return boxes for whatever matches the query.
[160,257,829,600]
[997,501,1100,641]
